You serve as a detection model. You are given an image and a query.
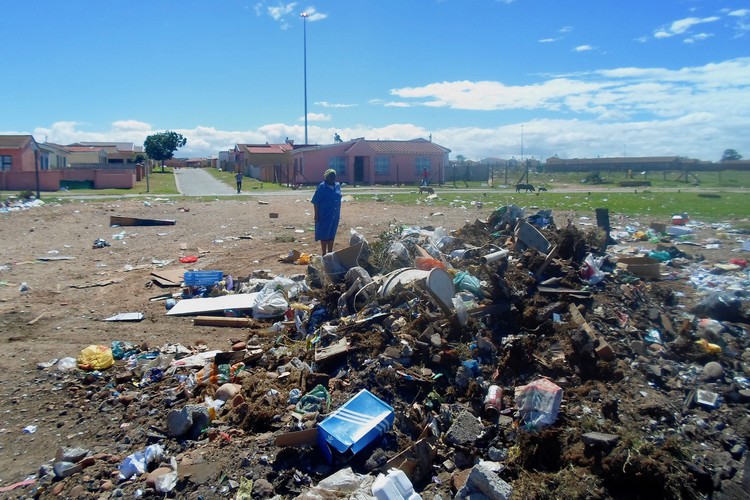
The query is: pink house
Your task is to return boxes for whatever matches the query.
[0,135,140,191]
[291,138,450,186]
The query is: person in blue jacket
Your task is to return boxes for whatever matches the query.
[311,168,342,254]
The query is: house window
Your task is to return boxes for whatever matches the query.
[328,156,346,175]
[41,156,50,170]
[415,156,430,175]
[375,156,390,175]
[0,156,11,172]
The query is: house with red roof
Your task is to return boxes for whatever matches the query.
[229,141,299,183]
[290,138,450,186]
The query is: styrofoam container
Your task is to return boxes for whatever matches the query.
[372,469,422,500]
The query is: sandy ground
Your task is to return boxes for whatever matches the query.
[0,192,748,498]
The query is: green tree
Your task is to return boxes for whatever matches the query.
[144,131,187,172]
[721,149,742,162]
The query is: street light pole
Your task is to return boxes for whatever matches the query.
[301,12,309,145]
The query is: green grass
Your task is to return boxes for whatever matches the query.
[207,168,288,191]
[356,190,750,221]
[523,170,750,189]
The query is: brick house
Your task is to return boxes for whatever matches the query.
[291,138,451,186]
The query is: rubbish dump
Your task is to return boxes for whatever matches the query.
[14,201,750,500]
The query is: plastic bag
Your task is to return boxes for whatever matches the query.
[580,253,606,285]
[514,378,563,430]
[453,271,483,299]
[295,384,331,414]
[452,296,468,326]
[415,256,446,271]
[76,345,114,371]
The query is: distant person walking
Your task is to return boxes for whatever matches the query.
[421,167,429,186]
[235,171,243,193]
[311,169,342,254]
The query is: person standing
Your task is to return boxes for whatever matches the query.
[311,168,342,254]
[235,171,243,193]
[421,167,429,186]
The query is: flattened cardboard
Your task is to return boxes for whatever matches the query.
[166,292,259,316]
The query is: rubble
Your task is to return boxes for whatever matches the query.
[7,203,750,499]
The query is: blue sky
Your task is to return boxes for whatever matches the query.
[2,0,749,162]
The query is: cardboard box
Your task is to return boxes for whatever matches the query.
[616,257,661,280]
[317,389,395,463]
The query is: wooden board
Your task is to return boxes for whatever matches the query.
[110,216,176,226]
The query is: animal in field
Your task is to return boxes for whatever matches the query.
[537,186,548,192]
[419,186,435,195]
[515,183,535,193]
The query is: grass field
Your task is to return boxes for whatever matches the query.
[359,190,750,222]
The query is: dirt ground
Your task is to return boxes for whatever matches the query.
[0,192,749,498]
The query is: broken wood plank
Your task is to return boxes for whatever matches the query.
[534,244,559,278]
[193,316,254,328]
[314,338,350,363]
[110,216,176,226]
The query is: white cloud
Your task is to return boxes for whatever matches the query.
[316,101,356,108]
[574,45,593,52]
[17,58,750,162]
[729,9,750,17]
[538,38,557,43]
[654,15,720,38]
[305,112,331,122]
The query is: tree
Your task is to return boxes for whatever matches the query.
[144,131,187,172]
[721,149,742,162]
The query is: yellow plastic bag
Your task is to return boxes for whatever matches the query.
[77,345,115,370]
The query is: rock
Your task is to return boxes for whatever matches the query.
[703,361,724,381]
[166,407,193,437]
[51,482,65,495]
[231,341,246,351]
[582,432,620,450]
[55,446,90,463]
[166,405,210,439]
[253,478,275,497]
[100,480,114,491]
[146,467,174,488]
[215,383,242,402]
[53,460,82,479]
[630,340,647,356]
[69,485,85,497]
[446,410,485,446]
[455,461,513,500]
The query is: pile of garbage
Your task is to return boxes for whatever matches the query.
[21,205,750,499]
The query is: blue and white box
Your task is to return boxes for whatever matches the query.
[317,389,395,463]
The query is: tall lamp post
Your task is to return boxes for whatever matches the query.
[300,12,309,145]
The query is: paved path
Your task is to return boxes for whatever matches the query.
[174,168,237,196]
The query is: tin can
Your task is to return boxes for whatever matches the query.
[484,385,503,414]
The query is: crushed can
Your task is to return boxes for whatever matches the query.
[484,385,503,415]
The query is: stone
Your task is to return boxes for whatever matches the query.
[702,361,724,381]
[51,482,65,495]
[582,432,620,450]
[146,467,174,488]
[231,341,246,351]
[100,480,114,491]
[630,340,647,355]
[53,460,82,479]
[55,446,90,463]
[445,410,484,446]
[253,478,275,497]
[455,462,513,500]
[69,485,85,497]
[215,383,242,402]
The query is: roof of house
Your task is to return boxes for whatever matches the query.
[0,135,36,149]
[356,138,451,155]
[66,146,106,153]
[237,143,294,155]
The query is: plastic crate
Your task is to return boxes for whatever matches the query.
[183,270,223,286]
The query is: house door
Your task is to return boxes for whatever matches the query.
[354,156,365,184]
